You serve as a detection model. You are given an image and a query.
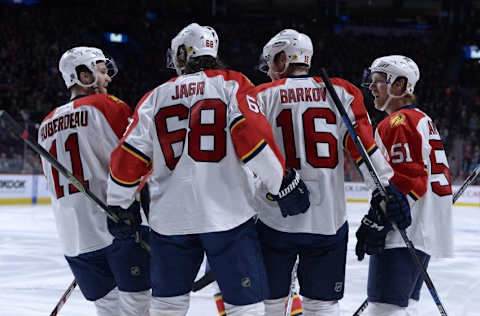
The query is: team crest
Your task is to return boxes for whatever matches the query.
[108,94,124,103]
[390,113,406,127]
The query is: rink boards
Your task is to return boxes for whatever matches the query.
[0,174,479,206]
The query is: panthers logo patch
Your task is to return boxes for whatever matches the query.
[390,113,406,127]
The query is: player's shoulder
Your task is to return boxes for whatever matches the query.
[71,94,132,124]
[316,76,361,95]
[74,93,126,106]
[203,69,254,87]
[41,100,73,124]
[41,107,58,123]
[255,78,288,94]
[74,93,128,110]
[380,105,427,131]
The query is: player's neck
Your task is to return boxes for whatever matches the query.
[70,87,94,100]
[385,99,409,114]
[290,69,309,76]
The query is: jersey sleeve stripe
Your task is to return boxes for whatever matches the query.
[121,142,151,165]
[229,116,245,133]
[344,127,379,166]
[408,191,420,201]
[109,169,141,187]
[242,140,267,163]
[355,144,378,165]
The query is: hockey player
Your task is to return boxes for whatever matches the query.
[253,29,411,316]
[358,55,453,316]
[38,47,150,316]
[106,23,310,316]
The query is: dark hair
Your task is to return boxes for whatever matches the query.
[184,55,226,74]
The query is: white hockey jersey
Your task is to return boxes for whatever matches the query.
[253,75,394,235]
[38,94,132,257]
[107,69,285,235]
[375,105,453,258]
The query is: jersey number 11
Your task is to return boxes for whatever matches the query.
[49,133,89,199]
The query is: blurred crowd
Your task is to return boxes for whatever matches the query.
[1,2,479,185]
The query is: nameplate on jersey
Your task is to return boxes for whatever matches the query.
[171,81,205,100]
[279,87,327,104]
[40,110,88,141]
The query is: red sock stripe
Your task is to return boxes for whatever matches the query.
[290,294,303,315]
[214,293,226,316]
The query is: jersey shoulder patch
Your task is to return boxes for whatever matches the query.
[389,112,406,127]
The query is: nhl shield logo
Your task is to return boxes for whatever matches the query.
[334,282,343,292]
[130,266,141,277]
[241,277,251,288]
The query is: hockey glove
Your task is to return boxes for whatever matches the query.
[355,207,392,261]
[370,183,411,230]
[107,201,142,240]
[266,168,310,217]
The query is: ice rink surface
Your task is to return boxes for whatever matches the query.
[0,203,479,316]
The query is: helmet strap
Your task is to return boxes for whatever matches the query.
[75,67,99,89]
[380,83,407,112]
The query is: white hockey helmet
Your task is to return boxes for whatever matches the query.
[259,29,313,73]
[167,23,219,75]
[369,55,420,94]
[59,46,117,89]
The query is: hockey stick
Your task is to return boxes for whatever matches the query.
[192,270,215,292]
[352,166,480,315]
[0,111,150,254]
[49,279,77,316]
[285,257,299,316]
[453,164,480,203]
[320,69,448,316]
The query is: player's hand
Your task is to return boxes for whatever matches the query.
[370,183,411,229]
[107,201,142,240]
[266,168,310,217]
[355,207,392,261]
